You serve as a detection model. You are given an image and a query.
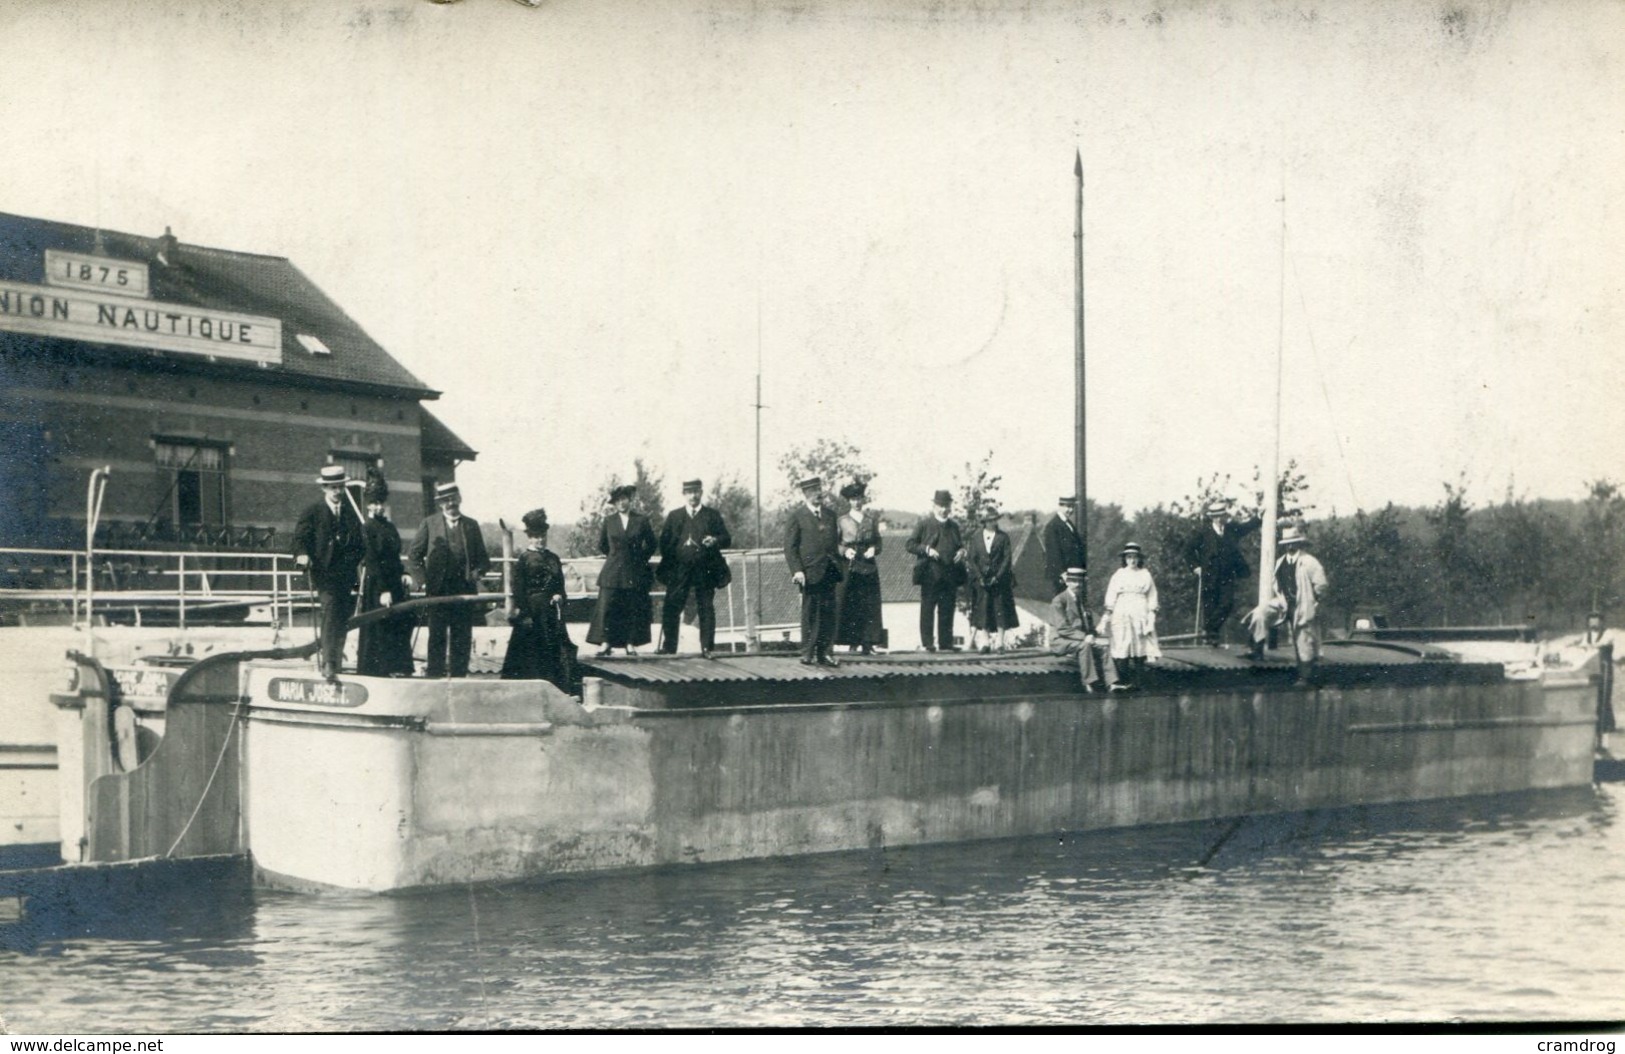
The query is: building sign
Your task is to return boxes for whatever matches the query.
[0,279,282,365]
[44,249,151,298]
[266,677,369,708]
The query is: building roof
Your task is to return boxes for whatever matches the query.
[420,407,477,460]
[0,211,436,397]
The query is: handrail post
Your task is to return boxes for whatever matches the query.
[1599,642,1617,747]
[742,553,756,652]
[178,552,187,630]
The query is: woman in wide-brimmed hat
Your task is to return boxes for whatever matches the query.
[833,480,885,654]
[501,508,578,692]
[1103,540,1161,682]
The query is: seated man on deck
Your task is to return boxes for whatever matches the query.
[1048,566,1123,692]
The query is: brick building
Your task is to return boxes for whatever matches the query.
[0,211,474,553]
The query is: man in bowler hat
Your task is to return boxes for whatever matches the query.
[292,464,368,681]
[408,481,491,677]
[906,490,967,651]
[657,479,732,657]
[784,476,842,667]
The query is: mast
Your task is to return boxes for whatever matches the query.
[1073,150,1087,551]
[1257,170,1286,611]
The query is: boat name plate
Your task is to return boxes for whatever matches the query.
[266,677,369,708]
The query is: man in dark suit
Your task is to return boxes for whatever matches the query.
[1185,498,1259,646]
[657,479,732,657]
[292,464,368,681]
[1042,495,1087,597]
[784,475,841,667]
[408,481,491,677]
[906,489,967,651]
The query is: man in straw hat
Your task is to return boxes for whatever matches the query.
[1185,497,1259,646]
[656,479,732,657]
[1048,566,1123,692]
[784,475,842,667]
[292,464,368,681]
[1247,523,1329,686]
[906,489,967,652]
[408,481,491,678]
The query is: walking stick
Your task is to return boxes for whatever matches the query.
[1193,568,1203,644]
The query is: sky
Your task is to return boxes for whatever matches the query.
[1,0,1620,529]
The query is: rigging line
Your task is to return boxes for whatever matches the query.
[1287,247,1362,512]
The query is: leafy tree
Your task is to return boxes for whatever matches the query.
[567,458,666,558]
[708,471,769,550]
[1314,504,1427,628]
[776,439,874,514]
[1424,478,1487,624]
[952,451,1002,523]
[1581,478,1625,616]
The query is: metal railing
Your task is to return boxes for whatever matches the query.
[2,543,792,639]
[0,545,306,630]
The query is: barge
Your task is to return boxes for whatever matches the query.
[27,639,1600,893]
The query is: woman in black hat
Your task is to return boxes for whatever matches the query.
[834,480,885,654]
[586,483,657,656]
[501,508,577,692]
[966,504,1018,652]
[356,468,416,677]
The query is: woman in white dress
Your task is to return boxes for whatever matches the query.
[1103,541,1161,683]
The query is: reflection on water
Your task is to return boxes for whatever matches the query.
[3,787,1621,1029]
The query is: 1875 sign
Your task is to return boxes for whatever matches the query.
[0,250,282,364]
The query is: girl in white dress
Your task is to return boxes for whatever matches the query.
[1103,541,1161,682]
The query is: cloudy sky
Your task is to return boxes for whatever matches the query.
[2,0,1620,526]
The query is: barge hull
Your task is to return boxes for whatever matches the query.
[237,659,1596,892]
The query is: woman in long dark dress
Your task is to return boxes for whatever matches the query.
[586,484,657,656]
[355,468,416,677]
[965,504,1018,653]
[501,508,577,693]
[833,480,884,653]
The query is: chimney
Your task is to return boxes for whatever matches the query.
[155,226,178,267]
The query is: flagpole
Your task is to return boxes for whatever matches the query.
[1257,168,1286,614]
[1074,150,1087,556]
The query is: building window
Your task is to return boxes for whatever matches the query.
[155,440,229,527]
[331,450,379,485]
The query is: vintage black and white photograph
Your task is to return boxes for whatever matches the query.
[0,0,1621,1033]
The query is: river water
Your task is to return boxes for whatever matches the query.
[2,786,1622,1031]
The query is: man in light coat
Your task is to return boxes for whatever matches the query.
[1248,524,1329,687]
[1048,566,1122,692]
